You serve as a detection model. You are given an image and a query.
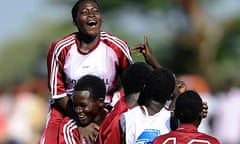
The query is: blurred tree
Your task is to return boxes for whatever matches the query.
[0,0,239,92]
[217,18,240,62]
[170,0,223,75]
[0,20,74,89]
[49,0,173,12]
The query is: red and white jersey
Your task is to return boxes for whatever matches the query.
[120,106,171,144]
[47,31,133,102]
[58,117,79,144]
[152,124,220,144]
[59,116,96,144]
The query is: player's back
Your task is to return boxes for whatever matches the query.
[153,124,220,144]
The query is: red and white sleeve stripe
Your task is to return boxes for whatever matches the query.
[47,35,75,99]
[62,119,78,144]
[101,32,133,64]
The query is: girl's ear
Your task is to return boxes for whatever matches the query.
[178,82,187,94]
[98,98,105,107]
[73,21,76,26]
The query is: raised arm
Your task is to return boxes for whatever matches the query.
[131,35,161,69]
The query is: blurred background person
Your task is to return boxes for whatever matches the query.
[212,79,240,144]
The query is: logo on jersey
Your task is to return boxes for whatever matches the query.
[136,129,160,144]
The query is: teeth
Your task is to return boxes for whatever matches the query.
[79,114,85,118]
[87,20,97,26]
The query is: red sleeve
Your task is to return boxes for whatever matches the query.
[119,50,132,73]
[47,41,68,99]
[115,39,133,74]
[97,115,122,144]
[59,117,80,144]
[97,99,129,144]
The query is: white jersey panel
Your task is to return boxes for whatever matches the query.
[122,106,171,144]
[63,42,118,94]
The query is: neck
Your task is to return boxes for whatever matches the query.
[125,93,140,108]
[145,100,165,116]
[93,109,108,125]
[77,32,98,43]
[76,32,99,52]
[192,118,201,127]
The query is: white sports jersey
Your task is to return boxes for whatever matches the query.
[120,106,171,144]
[47,31,133,103]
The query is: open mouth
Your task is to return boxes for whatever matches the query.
[78,114,87,122]
[87,20,97,27]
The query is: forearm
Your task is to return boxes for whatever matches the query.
[145,55,161,69]
[55,96,76,119]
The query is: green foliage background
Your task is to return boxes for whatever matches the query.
[0,0,239,92]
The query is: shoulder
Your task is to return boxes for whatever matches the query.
[152,133,171,143]
[51,33,77,49]
[101,112,121,132]
[100,31,128,47]
[48,33,77,57]
[103,101,128,127]
[121,106,141,122]
[100,31,127,42]
[124,106,141,115]
[99,31,133,64]
[202,134,220,143]
[61,117,77,131]
[159,106,171,118]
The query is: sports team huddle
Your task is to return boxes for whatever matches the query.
[38,0,220,143]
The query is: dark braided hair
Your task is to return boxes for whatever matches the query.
[174,90,203,123]
[74,74,106,100]
[71,0,101,24]
[121,62,153,96]
[138,68,176,105]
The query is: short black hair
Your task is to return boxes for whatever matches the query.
[121,62,153,95]
[74,75,106,100]
[174,90,203,123]
[71,0,101,24]
[138,68,176,105]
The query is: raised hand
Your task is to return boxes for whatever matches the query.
[202,101,208,119]
[131,35,161,69]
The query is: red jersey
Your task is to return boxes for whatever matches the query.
[58,117,80,144]
[47,31,133,103]
[152,124,220,144]
[59,116,98,144]
[97,96,130,144]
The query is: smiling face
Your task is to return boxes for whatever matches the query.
[74,0,102,39]
[73,90,100,126]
